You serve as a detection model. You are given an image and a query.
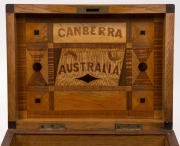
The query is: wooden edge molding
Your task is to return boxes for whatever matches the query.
[1,130,15,146]
[6,4,14,13]
[167,130,179,146]
[12,4,167,14]
[109,4,166,14]
[1,129,178,146]
[166,4,175,13]
[164,13,175,123]
[2,129,174,135]
[6,4,174,14]
[6,13,17,121]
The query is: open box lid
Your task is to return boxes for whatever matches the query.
[6,4,175,132]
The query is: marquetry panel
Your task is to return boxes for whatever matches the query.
[15,14,164,119]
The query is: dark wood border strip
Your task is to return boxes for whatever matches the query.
[54,86,132,91]
[53,43,126,48]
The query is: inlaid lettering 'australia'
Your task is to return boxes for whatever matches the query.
[53,23,126,43]
[55,48,125,86]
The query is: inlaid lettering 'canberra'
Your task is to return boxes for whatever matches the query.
[53,23,126,43]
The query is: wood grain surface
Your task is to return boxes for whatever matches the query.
[13,13,165,120]
[2,129,179,146]
[163,13,174,122]
[6,13,17,121]
[1,130,14,146]
[5,5,175,135]
[14,135,166,146]
[54,91,126,110]
[13,4,167,14]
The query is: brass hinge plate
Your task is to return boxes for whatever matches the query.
[77,6,109,14]
[39,123,65,130]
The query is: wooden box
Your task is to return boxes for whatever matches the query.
[2,4,179,146]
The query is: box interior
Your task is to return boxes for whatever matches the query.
[10,134,169,146]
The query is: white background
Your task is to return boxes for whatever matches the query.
[0,0,179,144]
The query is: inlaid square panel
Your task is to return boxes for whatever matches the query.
[131,21,154,44]
[27,92,49,110]
[132,91,154,110]
[26,23,48,43]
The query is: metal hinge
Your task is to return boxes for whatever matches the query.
[115,124,142,132]
[161,122,173,130]
[8,121,16,129]
[39,123,65,130]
